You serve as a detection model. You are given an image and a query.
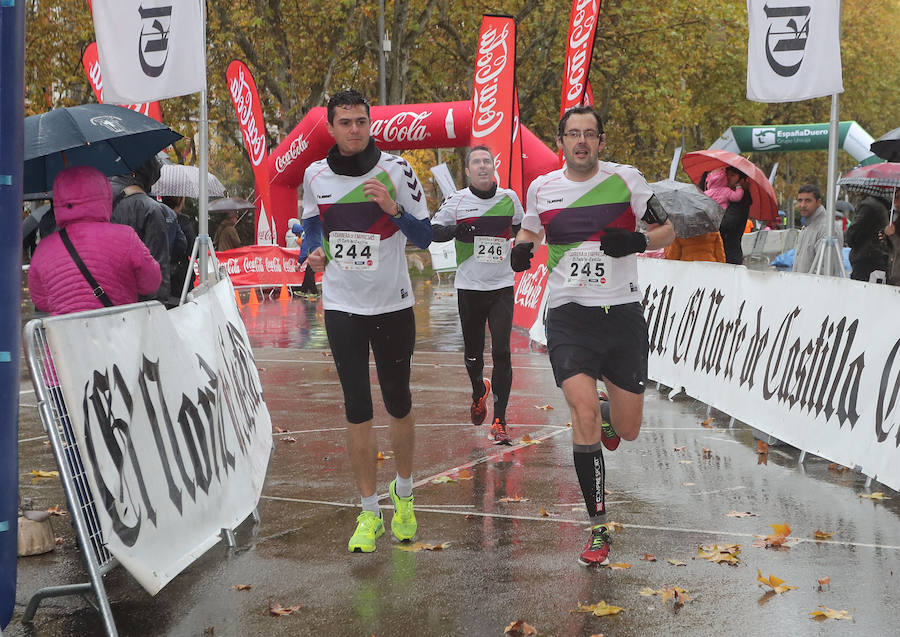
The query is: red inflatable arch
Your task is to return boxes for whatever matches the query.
[266,100,557,245]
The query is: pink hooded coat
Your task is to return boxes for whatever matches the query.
[28,166,161,316]
[703,168,744,209]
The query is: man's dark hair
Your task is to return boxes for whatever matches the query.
[465,145,494,167]
[327,90,370,124]
[160,195,184,210]
[557,106,604,139]
[798,184,822,201]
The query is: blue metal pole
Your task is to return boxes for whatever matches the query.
[0,0,25,629]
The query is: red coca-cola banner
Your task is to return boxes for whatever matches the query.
[471,15,517,189]
[560,0,601,117]
[266,101,558,245]
[81,42,162,121]
[213,245,306,287]
[226,60,276,245]
[510,88,524,204]
[513,244,549,330]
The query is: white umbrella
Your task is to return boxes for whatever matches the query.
[649,179,724,238]
[151,163,226,198]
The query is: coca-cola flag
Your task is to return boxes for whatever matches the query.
[560,0,601,116]
[226,60,275,245]
[91,0,205,104]
[510,89,524,204]
[746,0,843,102]
[471,15,517,189]
[81,42,163,121]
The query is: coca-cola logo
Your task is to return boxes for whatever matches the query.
[515,264,548,310]
[230,66,267,167]
[472,23,512,138]
[370,111,430,144]
[274,134,309,175]
[564,0,598,104]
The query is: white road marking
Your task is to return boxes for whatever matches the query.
[259,495,900,552]
[690,486,748,496]
[270,423,565,436]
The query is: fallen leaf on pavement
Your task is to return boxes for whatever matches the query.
[498,495,529,503]
[702,448,712,458]
[827,463,849,473]
[859,492,888,500]
[683,482,695,486]
[753,523,792,548]
[607,563,632,570]
[605,521,625,532]
[701,418,714,427]
[539,508,557,517]
[814,530,834,540]
[817,576,831,590]
[641,553,657,562]
[756,440,769,454]
[757,569,798,594]
[727,511,756,518]
[55,537,63,545]
[456,469,474,480]
[574,601,625,617]
[431,475,457,484]
[519,434,542,445]
[234,585,252,591]
[679,460,693,464]
[534,404,554,410]
[273,426,286,433]
[809,605,852,621]
[641,587,691,603]
[282,436,297,443]
[204,627,214,635]
[697,543,741,565]
[267,601,303,616]
[667,559,686,566]
[397,542,450,552]
[503,620,537,636]
[674,446,686,452]
[30,470,59,478]
[46,505,67,516]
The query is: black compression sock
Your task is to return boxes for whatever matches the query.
[573,442,606,517]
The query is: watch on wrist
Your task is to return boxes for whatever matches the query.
[392,203,405,219]
[639,229,650,250]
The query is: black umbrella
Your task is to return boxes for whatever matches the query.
[24,103,182,195]
[870,127,900,162]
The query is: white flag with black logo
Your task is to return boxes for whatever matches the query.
[746,0,843,103]
[91,0,205,104]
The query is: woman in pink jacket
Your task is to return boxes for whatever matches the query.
[28,166,161,315]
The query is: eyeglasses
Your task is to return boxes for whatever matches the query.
[563,130,601,140]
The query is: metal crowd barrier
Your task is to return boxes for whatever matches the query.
[21,309,152,637]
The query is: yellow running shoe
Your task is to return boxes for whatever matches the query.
[389,479,417,542]
[348,510,385,553]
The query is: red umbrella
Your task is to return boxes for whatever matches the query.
[837,162,900,198]
[681,149,778,222]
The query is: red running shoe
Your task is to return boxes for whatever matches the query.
[488,418,512,445]
[597,391,620,451]
[578,523,611,566]
[470,378,491,425]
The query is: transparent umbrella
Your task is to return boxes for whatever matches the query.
[150,163,226,198]
[649,180,724,238]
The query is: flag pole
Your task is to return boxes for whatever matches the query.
[197,0,210,284]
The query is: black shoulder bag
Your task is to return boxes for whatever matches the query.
[58,228,114,307]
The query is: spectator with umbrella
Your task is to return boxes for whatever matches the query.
[161,195,198,299]
[883,189,900,285]
[648,179,726,263]
[28,166,160,315]
[838,163,900,282]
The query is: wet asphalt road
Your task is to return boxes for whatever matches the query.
[9,279,900,636]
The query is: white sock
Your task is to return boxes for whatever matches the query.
[395,474,413,498]
[361,494,380,515]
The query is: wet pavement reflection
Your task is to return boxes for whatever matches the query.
[11,277,900,636]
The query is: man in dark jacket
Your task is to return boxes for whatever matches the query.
[716,167,752,265]
[110,156,171,303]
[845,193,891,282]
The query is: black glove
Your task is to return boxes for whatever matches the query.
[600,228,648,258]
[454,221,475,240]
[510,241,534,272]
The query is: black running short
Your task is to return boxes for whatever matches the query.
[546,301,648,394]
[324,307,415,423]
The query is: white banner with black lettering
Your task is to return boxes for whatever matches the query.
[91,0,206,103]
[44,278,271,594]
[746,0,843,102]
[640,259,900,490]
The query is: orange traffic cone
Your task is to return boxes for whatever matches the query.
[248,288,260,306]
[278,283,291,301]
[234,290,243,308]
